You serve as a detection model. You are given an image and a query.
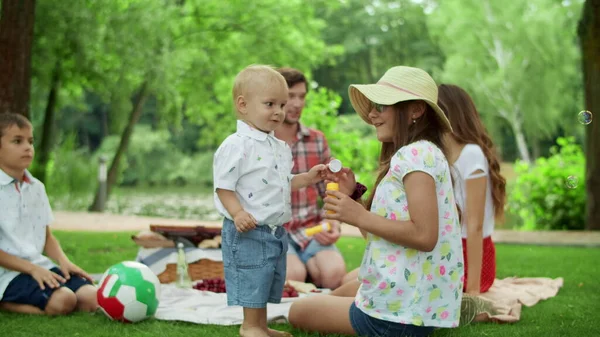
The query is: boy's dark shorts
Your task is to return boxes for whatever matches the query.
[1,267,93,310]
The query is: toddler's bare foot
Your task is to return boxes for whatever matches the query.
[267,328,293,337]
[239,326,270,337]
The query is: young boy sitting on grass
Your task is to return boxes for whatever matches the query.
[0,113,97,315]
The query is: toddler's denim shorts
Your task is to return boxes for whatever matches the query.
[221,218,288,308]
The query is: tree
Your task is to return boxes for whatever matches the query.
[312,0,444,115]
[428,0,584,162]
[578,0,600,230]
[0,0,36,117]
[86,0,330,211]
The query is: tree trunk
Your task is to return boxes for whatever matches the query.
[89,81,150,212]
[578,0,600,230]
[532,139,541,160]
[33,62,60,183]
[0,0,36,118]
[511,119,532,163]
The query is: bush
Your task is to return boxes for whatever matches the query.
[508,137,585,230]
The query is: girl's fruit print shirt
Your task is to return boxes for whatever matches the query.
[213,120,294,225]
[355,140,464,328]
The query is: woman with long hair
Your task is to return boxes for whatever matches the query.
[437,84,507,295]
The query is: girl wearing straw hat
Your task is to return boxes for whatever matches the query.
[288,66,464,336]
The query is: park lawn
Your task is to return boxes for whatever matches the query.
[0,231,598,337]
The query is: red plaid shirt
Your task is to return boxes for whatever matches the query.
[282,123,330,250]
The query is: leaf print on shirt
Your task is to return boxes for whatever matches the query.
[450,269,459,282]
[372,248,381,261]
[412,315,424,326]
[404,269,417,286]
[228,166,236,173]
[429,285,442,301]
[386,300,402,313]
[248,193,253,199]
[422,260,432,275]
[423,152,435,168]
[257,156,262,161]
[262,179,268,184]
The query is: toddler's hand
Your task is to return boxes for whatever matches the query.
[233,211,257,232]
[307,164,333,184]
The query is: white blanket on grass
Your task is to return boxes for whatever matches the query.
[154,284,296,325]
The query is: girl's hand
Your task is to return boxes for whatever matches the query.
[322,190,368,226]
[333,167,357,196]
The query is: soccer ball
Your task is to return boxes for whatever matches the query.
[97,261,161,323]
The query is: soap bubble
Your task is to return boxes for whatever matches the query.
[578,110,592,125]
[565,176,578,189]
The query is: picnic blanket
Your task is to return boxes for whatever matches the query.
[136,248,563,325]
[154,284,295,325]
[137,247,305,325]
[469,277,564,323]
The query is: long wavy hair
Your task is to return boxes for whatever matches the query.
[364,101,449,210]
[437,84,506,221]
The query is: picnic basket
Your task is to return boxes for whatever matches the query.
[148,224,225,283]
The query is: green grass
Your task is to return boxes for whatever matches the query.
[1,231,598,337]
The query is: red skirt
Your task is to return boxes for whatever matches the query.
[461,236,496,293]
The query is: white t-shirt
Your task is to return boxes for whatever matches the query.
[0,169,55,300]
[213,120,294,225]
[355,140,464,328]
[452,144,495,238]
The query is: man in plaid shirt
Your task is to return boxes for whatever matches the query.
[274,68,347,289]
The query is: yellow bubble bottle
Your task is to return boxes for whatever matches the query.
[305,222,332,236]
[326,182,339,215]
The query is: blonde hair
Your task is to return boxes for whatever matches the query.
[232,64,288,105]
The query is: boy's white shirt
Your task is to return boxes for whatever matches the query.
[0,169,55,300]
[213,120,294,225]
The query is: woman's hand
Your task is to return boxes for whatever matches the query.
[322,190,368,226]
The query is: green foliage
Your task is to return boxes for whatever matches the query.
[301,87,380,189]
[427,0,584,161]
[508,137,585,230]
[40,134,97,203]
[313,0,444,115]
[94,125,213,187]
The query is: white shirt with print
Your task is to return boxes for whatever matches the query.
[355,140,464,328]
[0,169,56,300]
[213,120,294,225]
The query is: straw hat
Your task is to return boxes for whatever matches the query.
[348,66,452,132]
